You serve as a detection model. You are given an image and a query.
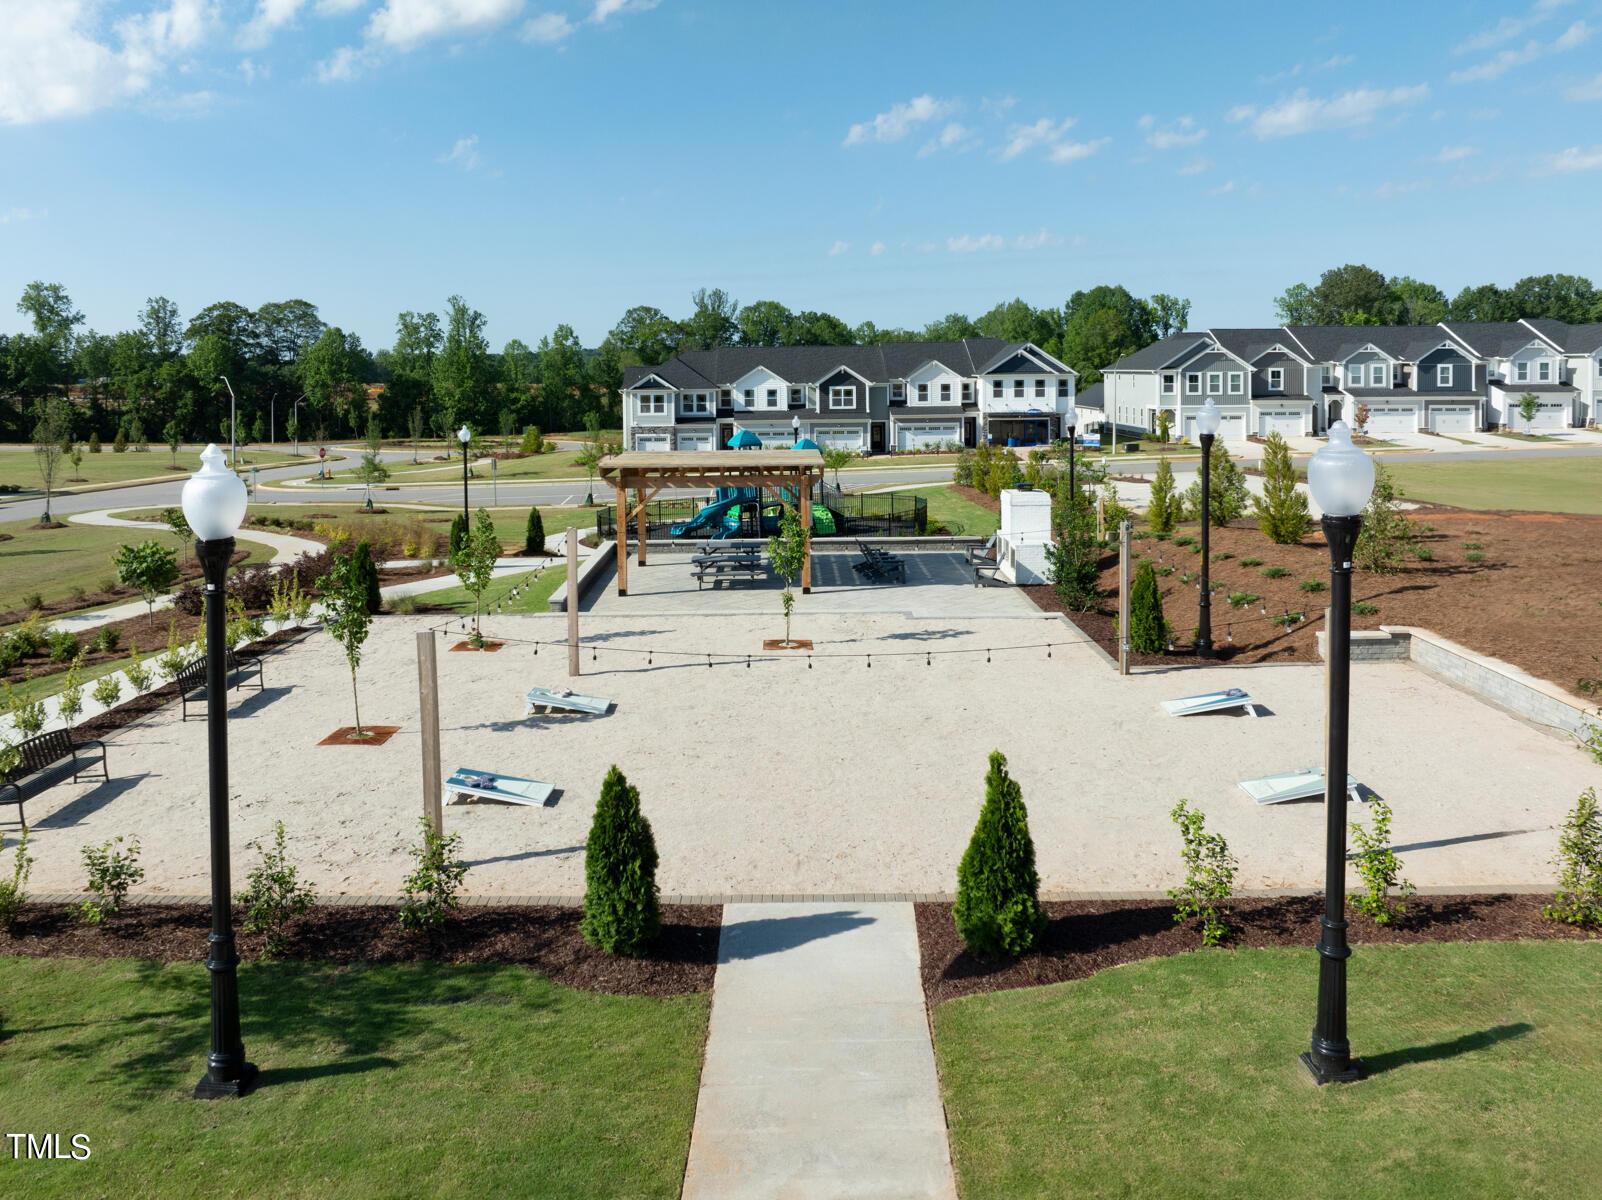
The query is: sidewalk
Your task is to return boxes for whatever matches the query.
[682,902,957,1200]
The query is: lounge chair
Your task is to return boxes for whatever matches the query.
[1159,688,1258,718]
[964,533,998,565]
[524,686,613,718]
[445,768,554,807]
[1238,767,1361,806]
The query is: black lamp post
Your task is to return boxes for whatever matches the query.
[1194,399,1222,658]
[1063,400,1077,506]
[457,424,471,526]
[1300,420,1375,1086]
[182,445,257,1100]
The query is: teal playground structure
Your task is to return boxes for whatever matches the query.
[670,487,838,538]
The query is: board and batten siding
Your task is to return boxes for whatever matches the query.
[1416,347,1475,392]
[817,369,867,414]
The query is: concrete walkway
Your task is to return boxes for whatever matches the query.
[682,902,956,1200]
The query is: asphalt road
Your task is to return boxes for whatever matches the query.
[2,440,1599,524]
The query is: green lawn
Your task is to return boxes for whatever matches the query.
[934,942,1602,1199]
[1386,456,1602,514]
[0,516,275,615]
[0,446,318,491]
[898,485,1000,538]
[115,504,605,551]
[317,449,590,484]
[413,564,567,615]
[0,957,708,1199]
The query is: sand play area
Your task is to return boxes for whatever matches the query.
[17,610,1601,899]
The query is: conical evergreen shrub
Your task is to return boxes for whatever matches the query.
[1128,559,1167,653]
[1147,457,1177,534]
[352,539,383,614]
[1253,431,1311,544]
[523,506,546,554]
[448,513,468,561]
[581,765,661,956]
[953,751,1045,957]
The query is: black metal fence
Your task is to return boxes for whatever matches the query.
[597,489,928,541]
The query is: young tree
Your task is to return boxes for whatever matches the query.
[1183,440,1250,526]
[1127,559,1168,653]
[822,446,854,489]
[1354,462,1418,574]
[356,413,389,505]
[408,404,424,463]
[1352,403,1371,437]
[67,442,85,481]
[161,505,191,562]
[164,419,182,467]
[451,508,499,645]
[574,439,605,506]
[317,549,375,737]
[1517,391,1540,435]
[112,540,180,625]
[1147,456,1178,534]
[952,750,1045,958]
[1253,431,1312,544]
[1045,470,1100,610]
[767,504,811,647]
[580,765,661,956]
[1155,409,1173,444]
[522,505,546,554]
[32,400,71,523]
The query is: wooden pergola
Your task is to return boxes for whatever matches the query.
[597,449,825,595]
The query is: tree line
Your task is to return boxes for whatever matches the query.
[1273,265,1602,328]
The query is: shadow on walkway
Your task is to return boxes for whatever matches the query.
[719,909,875,961]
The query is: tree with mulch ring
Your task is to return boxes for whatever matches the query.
[451,508,499,647]
[316,547,375,740]
[1127,559,1168,653]
[766,504,811,649]
[582,766,661,957]
[952,750,1045,958]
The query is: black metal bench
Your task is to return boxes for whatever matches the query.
[1,728,109,829]
[175,649,265,721]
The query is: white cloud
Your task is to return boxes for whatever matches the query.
[1257,63,1302,85]
[1430,144,1478,162]
[980,94,1016,117]
[316,0,369,12]
[1228,84,1430,138]
[1319,53,1355,69]
[870,241,885,256]
[590,0,658,22]
[439,133,483,169]
[521,12,574,43]
[947,234,1005,253]
[828,240,850,257]
[1014,229,1063,251]
[1208,180,1236,195]
[1048,137,1109,163]
[844,94,959,146]
[1136,113,1154,130]
[917,121,976,156]
[1178,158,1209,175]
[366,0,525,50]
[0,206,47,223]
[238,0,306,50]
[1453,0,1571,54]
[1144,115,1206,149]
[316,43,372,81]
[1548,144,1602,173]
[999,117,1074,160]
[1568,72,1602,100]
[1375,179,1431,199]
[1450,19,1591,83]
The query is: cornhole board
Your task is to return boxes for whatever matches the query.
[1238,768,1360,806]
[445,769,554,807]
[1160,688,1258,718]
[524,687,613,718]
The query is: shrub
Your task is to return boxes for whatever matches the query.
[1182,440,1250,526]
[88,432,102,454]
[56,658,85,728]
[237,820,317,958]
[124,640,152,694]
[22,592,45,612]
[1127,560,1168,654]
[1167,800,1236,946]
[519,426,545,455]
[1272,610,1304,627]
[581,766,662,956]
[1260,565,1290,579]
[77,836,143,923]
[0,828,32,931]
[398,818,468,932]
[1253,431,1312,544]
[1147,456,1178,534]
[47,629,80,662]
[1240,557,1263,567]
[1349,800,1414,924]
[1355,462,1419,574]
[155,619,191,680]
[1415,546,1434,562]
[1153,564,1175,577]
[389,595,418,615]
[448,513,468,560]
[0,637,23,673]
[1044,481,1100,611]
[227,563,277,611]
[1212,551,1233,562]
[952,447,976,487]
[92,673,122,708]
[91,626,120,654]
[1179,570,1199,585]
[112,428,127,453]
[1228,591,1260,608]
[1462,541,1483,550]
[952,751,1045,958]
[6,678,47,737]
[1545,788,1602,928]
[1465,551,1484,563]
[523,505,546,555]
[351,539,383,615]
[1299,579,1326,593]
[1351,601,1379,616]
[1172,535,1195,547]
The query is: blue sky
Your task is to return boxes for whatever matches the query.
[3,0,1602,350]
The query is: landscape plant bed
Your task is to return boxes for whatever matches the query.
[316,724,402,746]
[0,545,253,629]
[915,893,1594,1007]
[1024,504,1602,691]
[0,902,722,997]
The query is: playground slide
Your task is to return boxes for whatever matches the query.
[670,496,740,537]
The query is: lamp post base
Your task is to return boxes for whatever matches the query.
[1299,1050,1360,1086]
[195,1062,259,1100]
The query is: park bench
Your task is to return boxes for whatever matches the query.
[695,557,767,589]
[175,649,265,721]
[1,728,109,829]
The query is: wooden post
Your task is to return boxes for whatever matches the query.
[1097,492,1106,542]
[799,469,812,593]
[614,481,628,595]
[1117,519,1131,677]
[416,631,443,832]
[636,485,647,565]
[567,526,581,677]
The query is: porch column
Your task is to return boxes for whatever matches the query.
[614,480,628,595]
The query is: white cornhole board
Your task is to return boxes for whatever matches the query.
[446,769,554,807]
[1238,768,1360,806]
[1160,688,1258,718]
[524,687,613,718]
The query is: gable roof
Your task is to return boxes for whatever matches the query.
[1439,321,1559,359]
[1209,328,1308,364]
[1106,333,1211,372]
[623,337,1045,389]
[1522,318,1602,354]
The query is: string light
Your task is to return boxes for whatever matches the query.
[866,654,872,669]
[707,653,712,669]
[1046,644,1051,658]
[926,651,931,666]
[986,649,991,663]
[746,655,751,669]
[647,650,652,666]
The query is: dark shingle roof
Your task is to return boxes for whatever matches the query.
[624,338,1068,389]
[1107,334,1212,372]
[1523,319,1602,353]
[1209,329,1306,363]
[1076,382,1104,410]
[1283,325,1462,363]
[1439,322,1552,358]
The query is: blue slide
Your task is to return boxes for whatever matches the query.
[670,496,741,537]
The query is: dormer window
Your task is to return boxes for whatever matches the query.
[892,383,904,400]
[962,382,972,402]
[1267,368,1283,391]
[790,387,802,406]
[720,389,731,402]
[1321,365,1333,386]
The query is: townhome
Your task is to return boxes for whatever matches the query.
[621,339,1076,453]
[1522,319,1602,428]
[1442,320,1599,431]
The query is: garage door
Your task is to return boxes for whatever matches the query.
[634,433,670,451]
[813,426,865,451]
[896,423,958,451]
[1362,406,1417,435]
[676,432,712,451]
[1258,411,1302,439]
[1522,401,1569,430]
[1183,414,1247,442]
[1427,406,1474,434]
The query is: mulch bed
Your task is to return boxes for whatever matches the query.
[0,903,722,998]
[316,725,401,747]
[915,894,1598,1007]
[951,484,1001,515]
[762,639,813,650]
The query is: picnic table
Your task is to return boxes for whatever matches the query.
[695,555,767,588]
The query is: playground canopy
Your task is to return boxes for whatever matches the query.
[729,429,763,449]
[598,449,826,596]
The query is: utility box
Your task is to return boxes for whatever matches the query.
[997,487,1052,585]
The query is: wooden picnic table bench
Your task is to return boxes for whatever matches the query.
[695,558,768,589]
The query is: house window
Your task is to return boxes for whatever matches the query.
[790,387,802,406]
[1515,361,1529,382]
[1227,372,1243,395]
[1057,378,1070,398]
[1186,372,1201,395]
[992,379,1004,397]
[892,383,904,400]
[1267,368,1283,391]
[1438,364,1453,388]
[1370,363,1386,387]
[940,383,951,401]
[1321,365,1333,386]
[720,389,731,402]
[1161,373,1175,395]
[1034,378,1046,398]
[1348,366,1364,388]
[829,386,855,409]
[917,383,928,402]
[1537,359,1552,382]
[684,393,709,414]
[743,389,754,404]
[962,382,972,402]
[766,388,778,408]
[1206,372,1222,394]
[1013,379,1025,397]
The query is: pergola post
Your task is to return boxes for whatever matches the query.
[614,480,628,595]
[800,468,812,593]
[636,485,647,566]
